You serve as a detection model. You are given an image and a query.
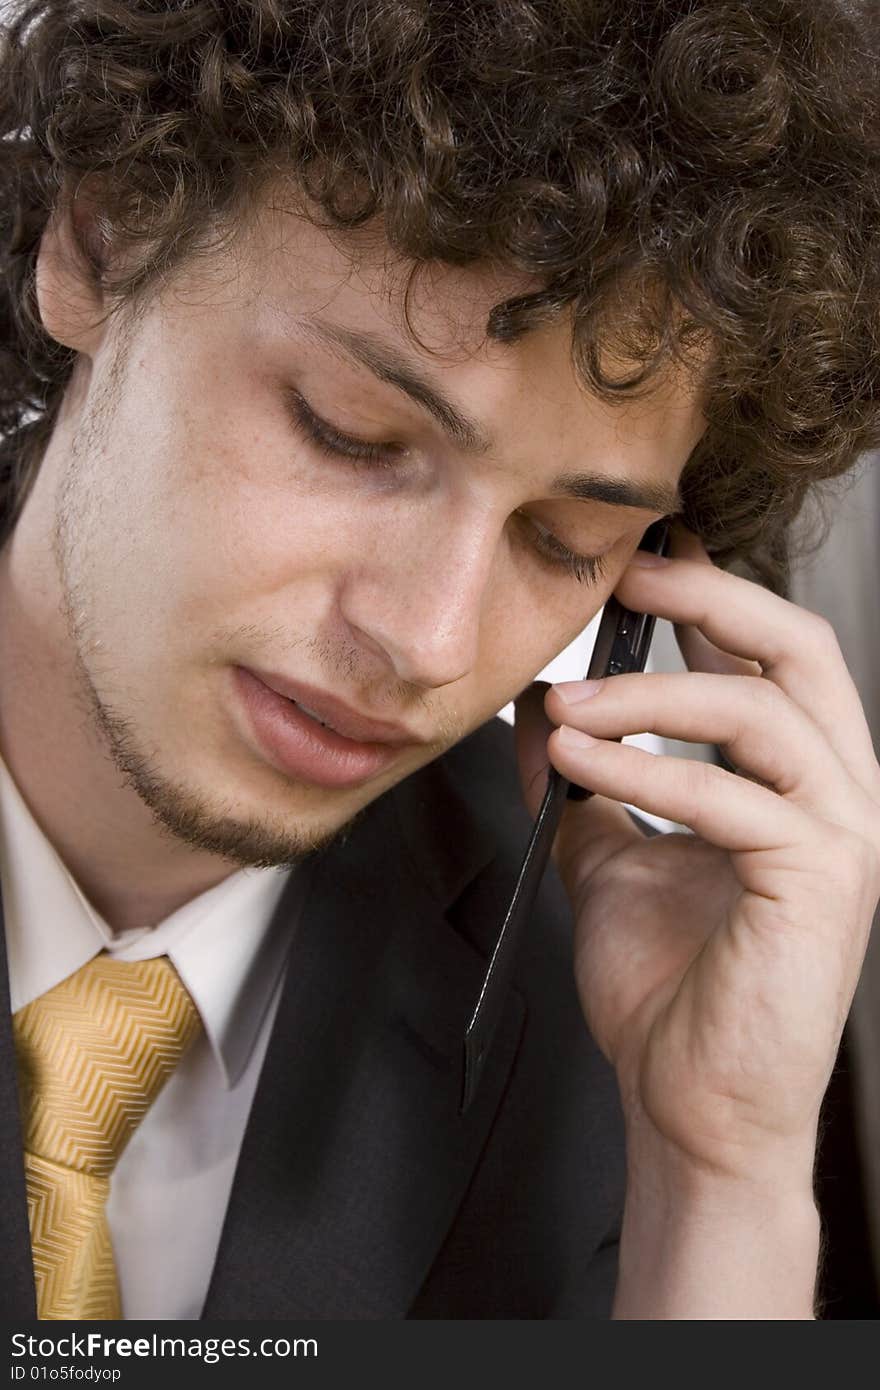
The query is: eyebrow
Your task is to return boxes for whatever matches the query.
[550,471,682,514]
[297,316,683,515]
[299,317,490,452]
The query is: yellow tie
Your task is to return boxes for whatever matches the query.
[12,954,201,1320]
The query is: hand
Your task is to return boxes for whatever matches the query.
[514,523,880,1193]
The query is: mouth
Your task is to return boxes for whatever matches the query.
[232,667,423,791]
[249,668,422,745]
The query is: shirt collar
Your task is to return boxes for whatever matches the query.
[0,751,296,1088]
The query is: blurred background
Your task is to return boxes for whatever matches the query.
[790,453,880,1319]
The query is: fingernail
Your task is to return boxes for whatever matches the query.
[557,725,600,749]
[552,678,604,704]
[628,551,670,568]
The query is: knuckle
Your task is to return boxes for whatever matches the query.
[802,610,841,660]
[826,825,880,896]
[740,673,782,722]
[675,756,727,815]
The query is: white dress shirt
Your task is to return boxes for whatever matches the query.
[0,752,300,1320]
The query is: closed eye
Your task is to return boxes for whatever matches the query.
[287,388,404,469]
[513,512,610,586]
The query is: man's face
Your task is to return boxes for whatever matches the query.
[43,201,703,866]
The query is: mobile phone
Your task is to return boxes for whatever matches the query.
[460,518,671,1112]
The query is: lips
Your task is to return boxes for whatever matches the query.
[245,669,423,746]
[231,666,424,791]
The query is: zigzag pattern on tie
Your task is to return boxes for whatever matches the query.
[14,956,201,1175]
[13,954,202,1319]
[25,1153,120,1320]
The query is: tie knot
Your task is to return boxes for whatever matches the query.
[13,955,201,1177]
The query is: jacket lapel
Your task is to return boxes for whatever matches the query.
[0,895,38,1317]
[203,746,524,1320]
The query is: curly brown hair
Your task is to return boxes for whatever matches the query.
[2,0,880,594]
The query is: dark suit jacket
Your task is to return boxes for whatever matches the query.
[0,717,626,1319]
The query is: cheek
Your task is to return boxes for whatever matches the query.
[113,389,361,619]
[456,586,593,727]
[164,482,357,630]
[484,539,609,663]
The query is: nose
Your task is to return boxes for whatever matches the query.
[339,504,499,690]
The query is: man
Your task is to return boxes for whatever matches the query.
[1,0,879,1321]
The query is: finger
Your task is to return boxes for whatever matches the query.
[547,726,815,855]
[672,623,763,679]
[667,524,762,677]
[545,671,862,827]
[615,554,878,791]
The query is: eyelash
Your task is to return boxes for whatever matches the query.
[286,389,610,587]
